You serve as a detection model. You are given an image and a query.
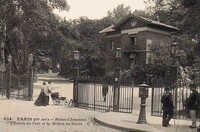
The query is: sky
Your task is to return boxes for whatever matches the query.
[54,0,146,20]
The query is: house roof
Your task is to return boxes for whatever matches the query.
[100,14,179,34]
[99,24,115,34]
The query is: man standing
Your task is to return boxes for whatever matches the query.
[161,87,174,127]
[187,83,198,129]
[102,84,108,102]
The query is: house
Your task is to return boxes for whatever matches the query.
[100,14,179,72]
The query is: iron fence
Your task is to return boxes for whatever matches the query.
[151,76,200,119]
[77,76,134,113]
[0,69,33,100]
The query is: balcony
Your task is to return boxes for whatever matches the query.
[123,44,140,53]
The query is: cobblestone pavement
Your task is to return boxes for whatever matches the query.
[0,99,123,132]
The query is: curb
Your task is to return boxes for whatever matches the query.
[94,112,162,132]
[94,116,147,132]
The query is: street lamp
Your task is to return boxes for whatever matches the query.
[74,50,80,60]
[73,50,80,107]
[28,53,34,100]
[171,42,179,56]
[29,54,34,66]
[115,48,122,59]
[7,55,12,99]
[171,42,179,119]
[8,55,12,63]
[113,48,121,112]
[137,82,149,124]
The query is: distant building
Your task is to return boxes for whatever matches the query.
[100,14,179,72]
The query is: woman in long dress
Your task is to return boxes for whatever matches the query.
[34,82,47,106]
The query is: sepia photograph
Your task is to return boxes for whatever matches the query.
[0,0,200,132]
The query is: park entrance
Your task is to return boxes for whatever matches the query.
[76,76,134,113]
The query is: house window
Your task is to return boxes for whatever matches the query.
[110,41,114,51]
[131,35,137,45]
[130,54,136,69]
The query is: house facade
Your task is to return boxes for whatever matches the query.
[100,15,179,72]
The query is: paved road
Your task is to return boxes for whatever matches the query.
[0,82,123,132]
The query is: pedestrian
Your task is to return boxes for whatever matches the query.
[102,84,108,102]
[34,82,47,106]
[47,81,52,90]
[187,83,198,129]
[161,86,174,127]
[47,81,54,105]
[44,81,52,105]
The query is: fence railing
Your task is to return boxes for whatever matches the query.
[77,76,134,113]
[0,69,33,100]
[151,76,200,119]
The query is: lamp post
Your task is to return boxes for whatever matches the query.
[113,48,121,112]
[7,55,12,99]
[0,43,6,97]
[28,54,34,101]
[73,50,80,107]
[171,42,179,118]
[171,42,179,59]
[137,82,149,124]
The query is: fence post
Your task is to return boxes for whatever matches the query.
[7,55,12,99]
[73,67,79,107]
[28,68,33,100]
[151,83,154,116]
[1,71,4,96]
[28,54,34,101]
[73,51,79,107]
[113,48,121,112]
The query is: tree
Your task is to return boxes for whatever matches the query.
[132,10,152,18]
[106,4,132,24]
[144,0,200,84]
[0,0,70,74]
[144,0,199,64]
[59,17,107,77]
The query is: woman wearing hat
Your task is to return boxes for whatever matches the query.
[34,82,47,106]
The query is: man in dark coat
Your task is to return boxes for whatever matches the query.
[187,83,198,129]
[102,84,108,102]
[161,87,174,127]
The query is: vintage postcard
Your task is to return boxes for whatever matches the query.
[0,0,199,132]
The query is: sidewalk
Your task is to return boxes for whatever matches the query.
[94,112,197,132]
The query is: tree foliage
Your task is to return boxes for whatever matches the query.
[145,0,199,61]
[106,4,132,24]
[144,0,200,84]
[0,0,70,74]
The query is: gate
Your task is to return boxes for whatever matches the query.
[77,76,134,113]
[0,68,33,100]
